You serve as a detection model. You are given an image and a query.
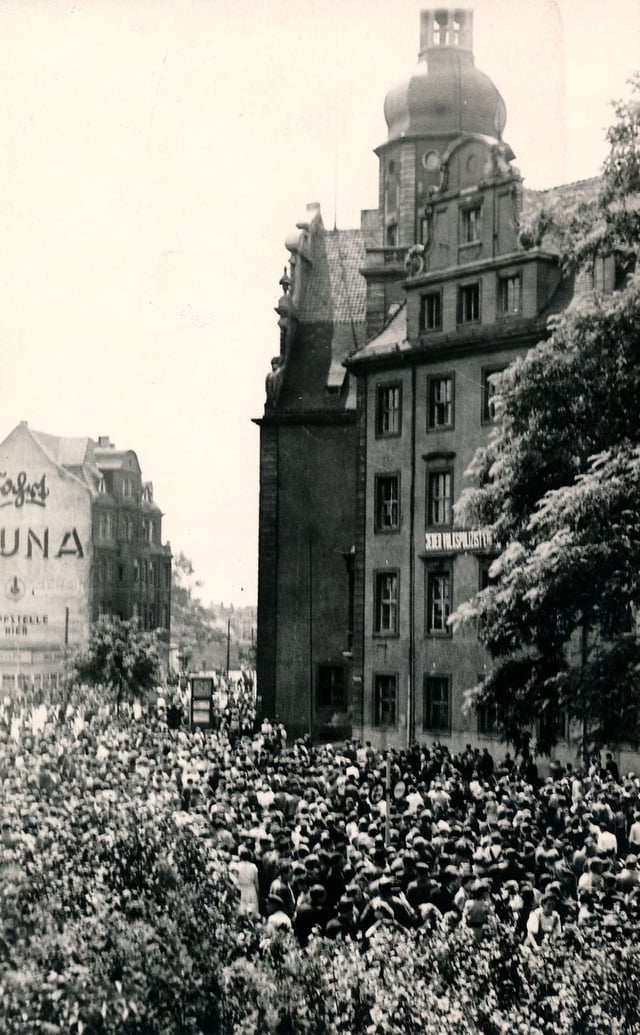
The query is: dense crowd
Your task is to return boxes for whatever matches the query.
[3,688,638,956]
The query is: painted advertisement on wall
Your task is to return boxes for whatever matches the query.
[0,425,92,677]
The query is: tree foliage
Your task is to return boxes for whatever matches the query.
[170,552,226,671]
[453,78,640,754]
[70,616,161,709]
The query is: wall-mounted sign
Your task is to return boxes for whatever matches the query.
[424,528,494,552]
[0,472,49,509]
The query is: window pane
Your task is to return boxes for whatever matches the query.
[318,665,346,707]
[428,377,453,428]
[499,275,521,314]
[427,471,452,526]
[458,283,480,322]
[462,206,481,243]
[375,572,398,633]
[374,674,397,726]
[425,676,450,731]
[376,475,400,530]
[377,384,401,435]
[420,292,442,331]
[427,570,451,633]
[482,368,504,422]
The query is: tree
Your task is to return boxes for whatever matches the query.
[170,551,226,671]
[452,78,640,754]
[70,615,161,711]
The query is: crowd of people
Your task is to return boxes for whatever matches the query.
[2,691,640,956]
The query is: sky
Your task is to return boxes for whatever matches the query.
[0,0,638,608]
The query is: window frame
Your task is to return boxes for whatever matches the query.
[375,381,402,438]
[424,673,452,733]
[373,569,400,637]
[460,204,482,245]
[427,373,455,431]
[481,365,506,425]
[317,664,347,708]
[425,562,453,637]
[457,281,481,324]
[419,290,443,333]
[373,672,398,727]
[477,698,501,736]
[426,468,453,528]
[498,272,522,316]
[374,472,401,533]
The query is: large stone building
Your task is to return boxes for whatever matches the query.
[255,7,600,747]
[0,422,171,692]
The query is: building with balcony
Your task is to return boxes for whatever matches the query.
[0,422,171,692]
[255,7,600,748]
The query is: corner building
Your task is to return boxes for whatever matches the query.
[256,8,599,748]
[0,422,171,692]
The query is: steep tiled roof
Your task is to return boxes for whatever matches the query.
[298,228,366,324]
[522,176,601,222]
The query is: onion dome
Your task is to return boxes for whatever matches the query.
[383,9,507,144]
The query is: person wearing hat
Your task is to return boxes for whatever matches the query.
[325,895,360,939]
[265,893,293,933]
[293,883,328,946]
[431,865,461,916]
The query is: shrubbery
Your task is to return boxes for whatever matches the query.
[2,694,640,1034]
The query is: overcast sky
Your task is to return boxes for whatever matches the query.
[0,0,638,607]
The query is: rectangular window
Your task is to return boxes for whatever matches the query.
[375,474,400,532]
[376,383,402,436]
[479,556,498,591]
[317,665,346,708]
[481,366,505,423]
[477,699,500,735]
[426,565,452,635]
[419,291,442,332]
[133,559,139,584]
[427,470,452,527]
[592,256,614,294]
[374,570,399,635]
[457,283,480,323]
[374,673,397,726]
[424,675,451,732]
[427,375,454,429]
[498,274,521,314]
[461,205,481,244]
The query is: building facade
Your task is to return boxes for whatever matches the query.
[256,7,600,749]
[0,422,171,692]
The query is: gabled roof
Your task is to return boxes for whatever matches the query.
[30,428,93,468]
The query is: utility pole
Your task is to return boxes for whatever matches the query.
[226,618,231,676]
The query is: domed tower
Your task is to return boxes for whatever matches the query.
[361,7,521,340]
